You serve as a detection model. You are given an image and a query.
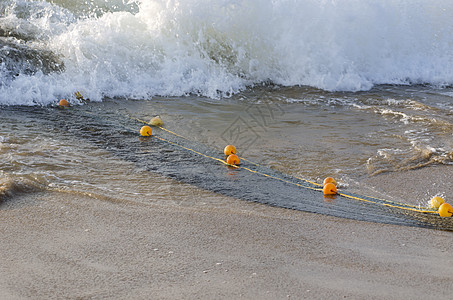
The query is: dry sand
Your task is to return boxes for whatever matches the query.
[1,167,453,299]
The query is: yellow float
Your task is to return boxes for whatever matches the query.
[58,99,69,107]
[140,125,153,137]
[438,203,453,217]
[323,177,336,186]
[323,182,337,195]
[226,154,239,165]
[150,116,163,126]
[429,196,445,209]
[224,145,237,156]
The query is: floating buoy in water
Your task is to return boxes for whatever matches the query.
[323,182,337,195]
[429,196,445,209]
[140,125,153,137]
[224,145,237,156]
[58,99,69,107]
[226,154,239,165]
[323,177,336,186]
[438,203,453,217]
[150,116,163,126]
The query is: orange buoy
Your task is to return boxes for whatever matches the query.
[438,203,453,217]
[323,182,337,195]
[224,145,237,156]
[323,177,336,186]
[140,125,153,137]
[226,154,239,165]
[58,99,69,107]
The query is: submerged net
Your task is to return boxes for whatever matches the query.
[9,104,453,231]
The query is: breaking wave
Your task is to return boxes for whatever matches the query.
[2,0,453,105]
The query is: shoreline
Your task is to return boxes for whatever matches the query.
[1,166,453,299]
[361,164,453,207]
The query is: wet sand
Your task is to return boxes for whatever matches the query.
[1,167,453,300]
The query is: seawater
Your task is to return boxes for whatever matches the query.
[2,1,453,212]
[2,0,453,102]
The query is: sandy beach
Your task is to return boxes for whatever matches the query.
[1,166,453,300]
[3,0,453,299]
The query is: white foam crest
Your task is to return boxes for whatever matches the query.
[3,0,453,105]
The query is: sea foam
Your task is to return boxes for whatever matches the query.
[2,0,453,105]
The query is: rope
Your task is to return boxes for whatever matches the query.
[132,116,438,215]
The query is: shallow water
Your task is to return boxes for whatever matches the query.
[2,1,453,228]
[2,85,453,218]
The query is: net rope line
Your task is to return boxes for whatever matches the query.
[132,116,437,214]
